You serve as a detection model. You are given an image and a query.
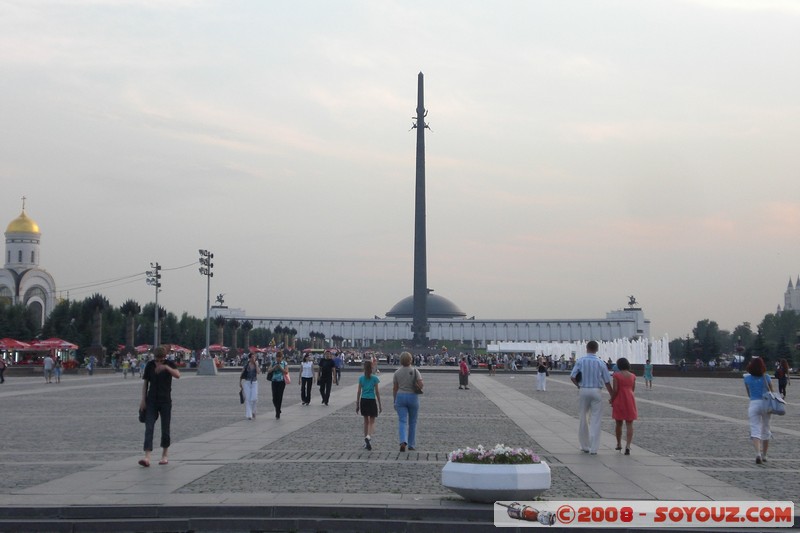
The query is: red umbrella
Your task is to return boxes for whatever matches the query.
[207,344,228,352]
[248,346,266,353]
[0,338,30,350]
[164,344,191,353]
[135,344,152,353]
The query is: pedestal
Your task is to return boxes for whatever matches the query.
[196,358,218,376]
[441,461,551,503]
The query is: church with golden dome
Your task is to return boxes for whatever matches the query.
[0,199,57,326]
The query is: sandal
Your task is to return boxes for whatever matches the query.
[158,459,169,465]
[138,459,150,467]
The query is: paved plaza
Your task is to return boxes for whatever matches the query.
[1,367,799,530]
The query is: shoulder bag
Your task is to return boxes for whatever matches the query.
[412,368,423,394]
[762,375,786,416]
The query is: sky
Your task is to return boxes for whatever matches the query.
[2,0,799,340]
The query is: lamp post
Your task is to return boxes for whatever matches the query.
[199,249,214,360]
[146,263,161,348]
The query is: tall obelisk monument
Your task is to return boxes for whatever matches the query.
[412,72,430,346]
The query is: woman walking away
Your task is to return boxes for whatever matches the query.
[299,353,314,405]
[356,360,381,450]
[609,357,637,455]
[393,352,423,452]
[775,359,790,399]
[239,353,260,420]
[139,346,180,467]
[269,351,289,419]
[643,359,654,389]
[744,357,773,464]
[458,356,470,390]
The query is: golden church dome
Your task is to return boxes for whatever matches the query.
[6,211,41,234]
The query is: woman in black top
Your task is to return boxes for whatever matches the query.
[240,353,260,419]
[139,346,180,467]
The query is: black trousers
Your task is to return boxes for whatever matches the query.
[272,380,286,413]
[143,401,172,451]
[319,378,332,404]
[301,377,313,404]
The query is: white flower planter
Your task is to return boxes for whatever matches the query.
[441,461,551,503]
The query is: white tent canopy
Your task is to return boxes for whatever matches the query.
[487,336,671,366]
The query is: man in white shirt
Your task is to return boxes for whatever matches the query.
[43,354,55,383]
[570,341,613,454]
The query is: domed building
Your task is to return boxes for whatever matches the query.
[0,201,57,326]
[386,291,466,319]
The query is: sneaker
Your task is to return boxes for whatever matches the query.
[756,455,762,464]
[365,439,372,451]
[408,446,416,451]
[762,456,768,462]
[400,442,407,452]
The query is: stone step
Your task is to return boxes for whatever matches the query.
[0,505,495,533]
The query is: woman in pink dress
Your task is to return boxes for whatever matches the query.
[609,357,638,455]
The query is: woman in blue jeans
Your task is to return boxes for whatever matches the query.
[392,351,423,452]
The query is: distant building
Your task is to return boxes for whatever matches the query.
[780,276,800,314]
[0,202,57,326]
[239,305,650,349]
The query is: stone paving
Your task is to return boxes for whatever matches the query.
[501,371,800,503]
[0,367,798,507]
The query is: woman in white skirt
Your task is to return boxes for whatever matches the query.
[239,353,260,420]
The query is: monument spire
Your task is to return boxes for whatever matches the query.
[411,72,430,346]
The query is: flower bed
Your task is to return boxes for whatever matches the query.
[448,444,540,465]
[442,444,550,503]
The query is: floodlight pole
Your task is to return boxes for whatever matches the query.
[199,250,214,360]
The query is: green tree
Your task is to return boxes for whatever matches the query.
[120,300,141,354]
[0,302,39,340]
[241,320,253,349]
[85,293,109,348]
[214,315,226,345]
[692,319,720,362]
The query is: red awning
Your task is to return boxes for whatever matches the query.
[27,338,78,350]
[0,338,30,350]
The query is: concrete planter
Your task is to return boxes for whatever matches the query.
[441,461,551,503]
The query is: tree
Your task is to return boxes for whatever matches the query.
[241,320,253,349]
[0,302,39,340]
[692,319,720,362]
[85,294,109,348]
[120,300,141,354]
[229,319,241,350]
[83,293,110,364]
[214,315,227,345]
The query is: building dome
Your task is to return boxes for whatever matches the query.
[6,211,40,234]
[386,293,466,318]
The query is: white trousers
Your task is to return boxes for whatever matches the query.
[748,399,771,441]
[578,388,603,453]
[243,380,259,419]
[537,372,547,391]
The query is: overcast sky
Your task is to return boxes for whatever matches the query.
[2,0,799,340]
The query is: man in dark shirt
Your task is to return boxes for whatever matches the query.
[139,346,180,467]
[317,350,338,405]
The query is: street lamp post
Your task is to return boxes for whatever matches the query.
[146,263,162,349]
[199,250,214,361]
